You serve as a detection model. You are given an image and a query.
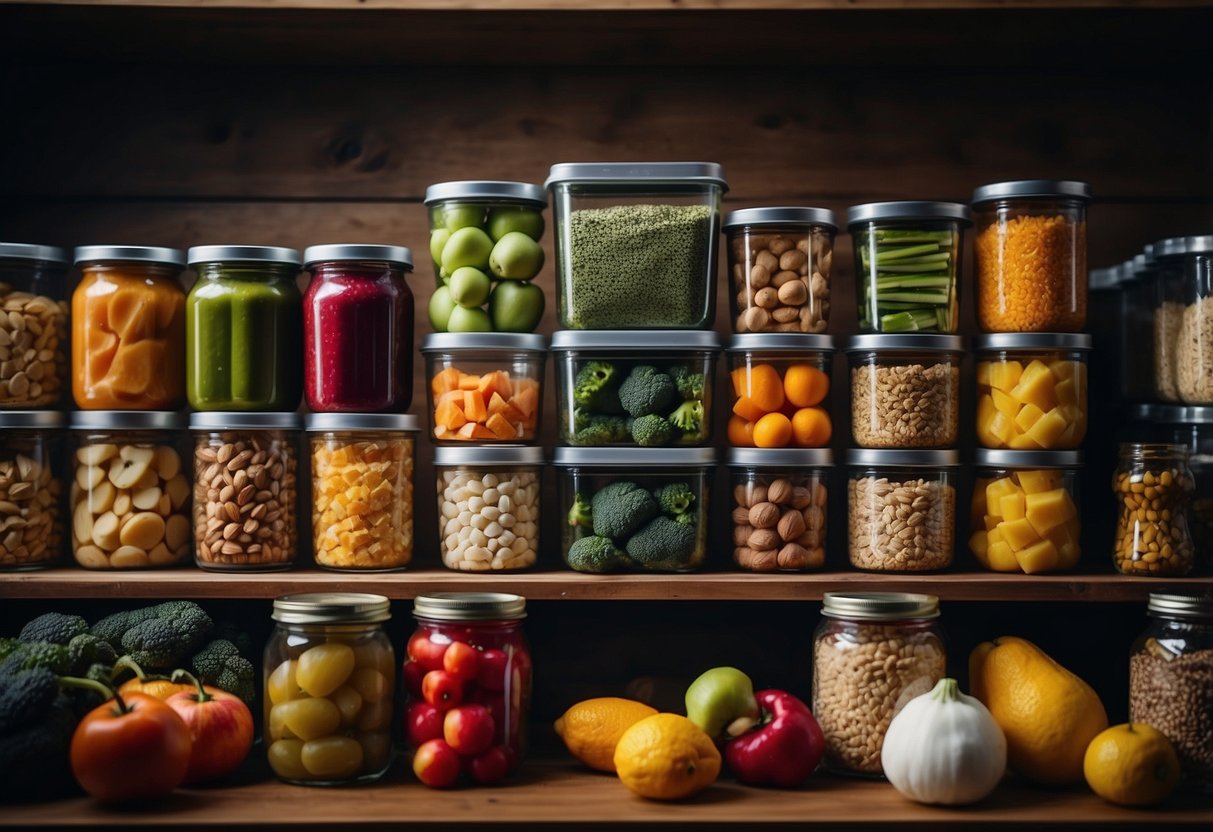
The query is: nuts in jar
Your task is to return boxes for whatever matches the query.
[0,244,70,409]
[1113,443,1195,577]
[0,412,65,570]
[435,447,542,572]
[848,335,961,450]
[728,449,829,572]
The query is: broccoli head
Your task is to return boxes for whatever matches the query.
[0,693,77,803]
[67,634,117,677]
[119,601,214,671]
[0,665,58,734]
[90,606,160,651]
[624,515,698,569]
[568,494,594,528]
[0,640,21,664]
[618,366,678,418]
[565,535,629,574]
[18,613,89,646]
[591,481,659,541]
[670,400,706,443]
[192,639,256,704]
[573,361,623,412]
[630,414,673,447]
[669,365,706,402]
[0,643,72,677]
[655,482,696,517]
[675,510,697,526]
[571,410,630,446]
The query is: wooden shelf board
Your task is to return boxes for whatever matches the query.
[2,0,1206,9]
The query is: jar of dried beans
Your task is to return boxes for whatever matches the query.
[727,448,831,571]
[0,243,69,409]
[847,334,962,449]
[1113,442,1195,577]
[0,411,65,570]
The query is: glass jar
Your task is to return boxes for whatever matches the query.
[726,334,832,448]
[0,243,69,408]
[970,449,1082,574]
[434,446,543,572]
[421,333,546,444]
[554,447,714,573]
[72,245,186,410]
[190,412,299,571]
[0,411,65,571]
[812,592,946,776]
[847,334,962,449]
[722,207,837,334]
[186,245,302,412]
[552,330,718,447]
[303,244,414,413]
[974,333,1090,450]
[546,162,726,330]
[1113,442,1195,577]
[847,201,970,333]
[1163,408,1213,572]
[306,413,418,572]
[1087,263,1123,412]
[1130,594,1213,792]
[264,592,395,786]
[846,449,958,572]
[727,448,830,571]
[1151,242,1183,403]
[971,180,1091,332]
[69,411,190,570]
[405,593,531,783]
[1160,236,1213,405]
[1122,254,1157,403]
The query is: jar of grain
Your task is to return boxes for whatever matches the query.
[1121,253,1158,403]
[847,334,962,449]
[1113,442,1195,577]
[0,411,65,571]
[845,449,958,572]
[1151,242,1183,402]
[1162,236,1213,405]
[727,334,833,448]
[190,412,300,571]
[972,180,1090,332]
[1130,593,1213,792]
[812,592,946,776]
[305,413,418,572]
[0,243,69,409]
[727,448,831,572]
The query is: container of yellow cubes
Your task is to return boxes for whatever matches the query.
[974,333,1090,450]
[969,449,1081,573]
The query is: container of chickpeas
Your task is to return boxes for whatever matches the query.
[306,413,417,572]
[0,411,65,570]
[727,448,831,571]
[434,446,543,572]
[1113,442,1195,577]
[264,592,395,786]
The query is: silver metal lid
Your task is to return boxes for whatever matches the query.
[846,449,961,467]
[0,411,66,429]
[727,448,833,467]
[973,333,1092,351]
[421,333,546,353]
[545,162,728,190]
[722,207,838,232]
[74,246,186,268]
[846,201,971,226]
[822,592,940,621]
[1136,404,1213,425]
[433,446,544,466]
[303,244,413,268]
[1089,266,1121,291]
[273,592,391,624]
[1132,253,1153,278]
[187,246,302,267]
[974,449,1083,468]
[847,334,964,352]
[413,592,526,622]
[553,447,716,466]
[971,179,1092,205]
[70,411,186,430]
[549,330,719,351]
[1147,593,1213,620]
[424,181,546,207]
[726,333,834,353]
[0,243,69,265]
[1155,235,1213,259]
[189,412,302,430]
[305,413,420,432]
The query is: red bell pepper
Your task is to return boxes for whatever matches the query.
[723,689,825,788]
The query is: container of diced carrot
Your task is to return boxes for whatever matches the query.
[421,333,545,443]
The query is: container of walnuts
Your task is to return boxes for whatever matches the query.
[727,448,830,571]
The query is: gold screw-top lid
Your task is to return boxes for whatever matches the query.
[272,593,391,624]
[821,592,939,621]
[413,592,527,622]
[1147,593,1213,620]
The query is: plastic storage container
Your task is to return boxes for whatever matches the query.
[303,244,414,413]
[1113,442,1195,577]
[186,245,302,412]
[969,450,1081,574]
[1152,241,1184,402]
[727,448,830,571]
[722,207,837,334]
[972,179,1091,332]
[812,592,946,776]
[264,592,395,785]
[726,334,832,448]
[847,334,962,449]
[0,243,69,408]
[0,411,64,570]
[190,412,299,571]
[1150,404,1213,572]
[72,245,186,410]
[306,413,418,571]
[422,333,545,443]
[1159,236,1213,404]
[974,333,1090,450]
[1122,253,1157,403]
[434,446,543,572]
[552,330,718,447]
[847,202,970,333]
[1087,263,1123,411]
[555,447,714,573]
[546,162,726,330]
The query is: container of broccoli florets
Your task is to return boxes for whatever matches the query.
[554,447,715,573]
[546,162,727,329]
[551,330,719,447]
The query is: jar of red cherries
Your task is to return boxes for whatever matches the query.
[403,592,531,788]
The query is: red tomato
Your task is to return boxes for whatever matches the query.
[70,692,192,803]
[165,676,255,784]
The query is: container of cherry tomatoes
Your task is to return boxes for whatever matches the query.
[726,334,834,447]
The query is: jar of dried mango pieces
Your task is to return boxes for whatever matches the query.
[305,413,417,571]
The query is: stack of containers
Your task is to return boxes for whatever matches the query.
[545,163,724,573]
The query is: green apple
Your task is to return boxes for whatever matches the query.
[488,208,545,242]
[430,228,451,264]
[446,305,493,333]
[427,285,456,332]
[685,667,759,739]
[441,226,494,273]
[489,280,545,333]
[488,231,545,280]
[440,203,485,232]
[449,266,491,309]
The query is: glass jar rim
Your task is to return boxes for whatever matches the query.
[273,592,391,624]
[1147,593,1213,620]
[413,592,526,621]
[187,245,301,267]
[822,592,939,620]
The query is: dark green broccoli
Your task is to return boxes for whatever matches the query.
[212,621,254,660]
[67,634,117,676]
[0,666,58,734]
[119,601,214,670]
[0,642,72,676]
[90,605,160,651]
[0,693,77,803]
[18,613,89,646]
[572,361,623,412]
[625,515,698,569]
[591,481,659,541]
[192,639,255,704]
[675,511,697,526]
[670,400,706,443]
[0,639,21,664]
[630,414,673,447]
[669,365,706,402]
[565,535,629,573]
[571,410,630,445]
[617,366,678,418]
[568,493,594,528]
[655,482,696,517]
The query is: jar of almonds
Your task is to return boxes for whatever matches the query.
[0,243,70,409]
[70,411,191,570]
[0,411,65,570]
[1113,442,1195,577]
[190,412,299,571]
[727,448,830,571]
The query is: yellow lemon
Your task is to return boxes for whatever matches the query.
[1084,723,1181,806]
[554,697,658,773]
[613,713,720,800]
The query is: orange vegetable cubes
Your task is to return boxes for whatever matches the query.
[430,368,539,442]
[975,356,1087,449]
[729,362,830,448]
[969,469,1080,574]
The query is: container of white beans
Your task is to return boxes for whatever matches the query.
[433,446,543,572]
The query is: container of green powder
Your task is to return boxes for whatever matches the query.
[545,162,727,330]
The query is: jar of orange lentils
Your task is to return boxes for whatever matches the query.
[972,180,1091,333]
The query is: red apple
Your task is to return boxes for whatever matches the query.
[406,701,445,747]
[422,670,463,712]
[466,745,512,784]
[443,704,494,757]
[408,631,449,672]
[413,739,461,789]
[403,660,426,698]
[443,641,480,681]
[476,648,508,691]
